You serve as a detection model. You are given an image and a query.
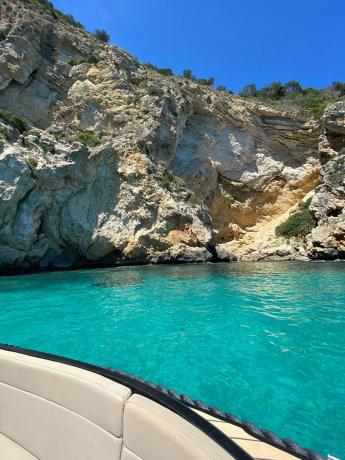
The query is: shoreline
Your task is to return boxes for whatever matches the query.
[1,257,344,277]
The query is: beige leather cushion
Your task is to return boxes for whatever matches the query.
[123,394,234,460]
[0,349,131,437]
[0,432,38,460]
[0,381,123,460]
[121,447,141,460]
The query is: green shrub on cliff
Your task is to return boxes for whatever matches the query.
[239,80,345,118]
[72,131,102,147]
[158,171,185,191]
[94,29,110,43]
[144,64,174,76]
[0,127,11,142]
[68,54,101,66]
[240,83,257,97]
[28,0,54,10]
[182,69,215,87]
[183,69,194,80]
[258,81,286,100]
[156,68,174,76]
[187,194,203,206]
[27,1,86,30]
[299,90,327,117]
[61,13,85,30]
[276,206,316,239]
[28,129,42,138]
[0,110,28,134]
[332,82,345,97]
[24,156,38,172]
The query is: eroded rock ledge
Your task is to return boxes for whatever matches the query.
[0,0,344,271]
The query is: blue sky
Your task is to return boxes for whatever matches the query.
[53,0,345,93]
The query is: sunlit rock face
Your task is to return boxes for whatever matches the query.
[169,106,320,249]
[0,0,344,270]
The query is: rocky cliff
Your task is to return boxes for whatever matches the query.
[0,0,344,271]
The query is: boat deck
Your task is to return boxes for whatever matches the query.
[194,409,299,460]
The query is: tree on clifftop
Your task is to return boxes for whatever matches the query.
[183,69,194,80]
[259,81,285,100]
[240,83,257,97]
[284,80,303,95]
[94,29,110,43]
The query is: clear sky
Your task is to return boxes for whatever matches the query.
[53,0,345,93]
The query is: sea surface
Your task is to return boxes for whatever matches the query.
[0,261,344,457]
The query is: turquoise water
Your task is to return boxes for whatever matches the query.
[0,262,344,457]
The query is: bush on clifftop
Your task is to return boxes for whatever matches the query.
[239,80,345,118]
[182,69,215,87]
[94,29,110,43]
[144,64,174,76]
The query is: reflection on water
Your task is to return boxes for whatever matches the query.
[0,261,344,457]
[93,268,145,288]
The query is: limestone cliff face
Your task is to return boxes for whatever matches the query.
[307,103,345,259]
[0,0,344,270]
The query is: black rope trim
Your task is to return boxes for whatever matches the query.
[112,368,326,460]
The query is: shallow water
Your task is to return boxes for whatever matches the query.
[0,262,344,457]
